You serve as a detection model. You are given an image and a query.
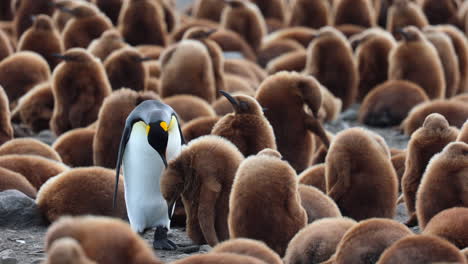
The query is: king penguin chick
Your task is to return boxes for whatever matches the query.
[332,0,376,28]
[52,128,96,167]
[92,0,123,25]
[249,0,287,27]
[386,0,429,38]
[423,207,468,249]
[17,15,64,70]
[325,127,398,220]
[42,237,97,264]
[211,91,276,157]
[0,138,61,162]
[60,4,113,49]
[211,238,283,264]
[112,99,184,250]
[104,47,152,91]
[423,27,461,98]
[0,167,37,198]
[388,26,445,99]
[37,167,126,222]
[11,82,54,133]
[298,184,342,223]
[402,113,458,226]
[0,85,12,145]
[377,234,467,264]
[325,218,413,264]
[181,116,221,143]
[93,88,159,169]
[50,48,112,136]
[358,80,429,127]
[305,26,358,110]
[256,72,330,173]
[161,135,244,246]
[228,149,307,256]
[416,142,468,228]
[0,154,68,190]
[159,39,217,102]
[13,0,54,39]
[284,217,357,264]
[87,29,128,62]
[192,0,226,22]
[51,0,91,33]
[0,51,50,107]
[420,0,459,26]
[44,216,162,264]
[220,0,267,51]
[402,100,468,135]
[298,164,327,192]
[117,0,171,46]
[287,0,331,29]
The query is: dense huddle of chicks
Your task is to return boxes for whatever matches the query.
[1,0,468,263]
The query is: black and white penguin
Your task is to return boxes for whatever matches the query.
[112,100,184,250]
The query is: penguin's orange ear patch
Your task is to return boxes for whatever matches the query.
[146,125,150,135]
[160,121,168,131]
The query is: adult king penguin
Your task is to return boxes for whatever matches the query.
[112,100,184,250]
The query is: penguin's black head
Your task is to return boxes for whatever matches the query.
[146,119,170,165]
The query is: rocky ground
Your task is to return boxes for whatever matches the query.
[0,105,418,264]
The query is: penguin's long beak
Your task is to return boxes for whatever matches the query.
[220,90,239,109]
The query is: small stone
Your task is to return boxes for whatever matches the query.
[0,190,46,228]
[198,245,212,252]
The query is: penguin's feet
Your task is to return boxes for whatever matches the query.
[153,226,177,250]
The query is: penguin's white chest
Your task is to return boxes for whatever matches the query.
[122,122,168,233]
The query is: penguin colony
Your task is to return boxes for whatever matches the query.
[0,0,468,263]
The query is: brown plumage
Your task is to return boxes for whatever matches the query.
[0,154,68,190]
[287,0,331,29]
[164,94,216,124]
[52,128,95,168]
[423,207,468,249]
[0,51,50,106]
[257,39,304,68]
[319,85,343,122]
[0,85,12,145]
[0,138,61,162]
[325,127,398,220]
[402,113,458,226]
[434,25,468,94]
[284,217,357,264]
[416,142,468,228]
[42,237,97,264]
[17,15,64,69]
[298,164,326,192]
[358,80,429,127]
[87,29,127,62]
[52,0,91,33]
[161,135,244,246]
[391,152,406,191]
[0,0,13,20]
[50,48,112,136]
[305,26,358,109]
[263,27,317,48]
[181,116,221,142]
[420,0,459,26]
[192,0,226,22]
[249,0,286,25]
[352,28,396,101]
[212,92,276,157]
[11,82,53,133]
[266,50,307,75]
[170,253,267,264]
[377,234,467,264]
[388,26,445,100]
[224,74,256,95]
[386,0,428,38]
[160,40,217,102]
[401,99,468,135]
[92,0,123,25]
[335,24,366,39]
[298,184,341,223]
[93,88,159,168]
[224,58,263,87]
[326,218,413,264]
[423,28,461,98]
[228,149,307,256]
[0,167,37,198]
[137,45,165,60]
[332,0,376,27]
[208,28,257,62]
[104,47,151,91]
[13,0,54,39]
[220,0,267,51]
[36,167,126,222]
[44,216,162,263]
[211,91,241,116]
[0,29,13,61]
[256,71,330,172]
[117,0,173,46]
[211,238,282,264]
[61,4,113,49]
[458,120,468,143]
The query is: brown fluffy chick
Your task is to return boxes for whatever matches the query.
[0,167,37,198]
[0,85,12,145]
[42,237,97,264]
[211,238,282,264]
[386,0,429,38]
[13,0,54,39]
[0,138,61,162]
[87,29,128,62]
[52,128,95,168]
[212,91,276,157]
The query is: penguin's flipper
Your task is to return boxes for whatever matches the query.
[153,226,177,250]
[113,124,131,209]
